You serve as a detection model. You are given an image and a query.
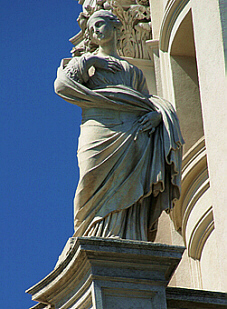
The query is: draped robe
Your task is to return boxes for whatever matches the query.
[54,55,184,241]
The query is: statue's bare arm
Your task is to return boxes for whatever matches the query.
[79,54,122,82]
[63,54,122,84]
[64,53,161,134]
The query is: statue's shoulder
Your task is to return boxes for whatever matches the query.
[60,52,93,69]
[117,57,142,75]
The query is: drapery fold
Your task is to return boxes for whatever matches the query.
[55,64,184,240]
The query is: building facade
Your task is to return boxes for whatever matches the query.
[27,0,227,307]
[72,0,227,293]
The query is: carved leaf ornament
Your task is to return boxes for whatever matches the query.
[73,0,152,59]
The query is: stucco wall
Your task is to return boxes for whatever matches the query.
[150,0,226,292]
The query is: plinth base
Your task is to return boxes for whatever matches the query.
[26,237,185,309]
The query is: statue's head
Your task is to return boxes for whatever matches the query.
[87,10,122,31]
[85,10,122,50]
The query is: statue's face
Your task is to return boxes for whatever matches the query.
[88,17,115,46]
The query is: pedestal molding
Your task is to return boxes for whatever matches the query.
[27,237,185,309]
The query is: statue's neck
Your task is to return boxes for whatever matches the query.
[98,45,119,58]
[97,31,120,58]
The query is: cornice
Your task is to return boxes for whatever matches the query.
[26,238,184,308]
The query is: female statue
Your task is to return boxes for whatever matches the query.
[54,10,184,241]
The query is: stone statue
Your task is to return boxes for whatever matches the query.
[54,10,184,241]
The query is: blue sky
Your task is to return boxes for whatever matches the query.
[1,1,82,307]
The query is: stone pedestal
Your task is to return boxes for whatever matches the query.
[26,237,185,309]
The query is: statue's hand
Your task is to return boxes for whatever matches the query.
[86,55,122,73]
[138,111,162,135]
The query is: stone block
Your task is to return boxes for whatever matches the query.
[26,237,185,309]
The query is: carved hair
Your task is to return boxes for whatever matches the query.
[87,10,122,30]
[85,10,122,53]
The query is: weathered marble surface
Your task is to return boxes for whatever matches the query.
[27,237,185,309]
[73,0,151,59]
[55,10,184,241]
[166,287,227,309]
